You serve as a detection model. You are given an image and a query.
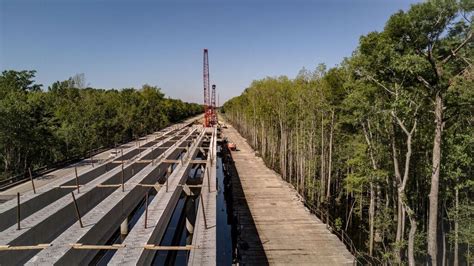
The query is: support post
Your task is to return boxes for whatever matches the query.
[144,192,149,229]
[121,162,125,192]
[90,150,94,167]
[28,167,36,194]
[187,143,191,159]
[74,166,80,193]
[200,193,208,229]
[71,192,83,228]
[151,147,155,166]
[16,193,20,230]
[120,217,128,237]
[166,165,171,192]
[138,139,141,156]
[207,168,211,193]
[210,147,213,166]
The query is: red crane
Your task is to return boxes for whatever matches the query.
[203,49,211,127]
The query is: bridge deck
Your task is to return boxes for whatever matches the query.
[188,127,217,266]
[0,125,178,203]
[27,128,196,265]
[223,124,354,266]
[109,128,205,265]
[0,118,200,265]
[0,128,180,246]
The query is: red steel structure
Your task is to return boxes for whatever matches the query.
[211,84,217,125]
[203,49,211,127]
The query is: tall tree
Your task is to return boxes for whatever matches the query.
[383,1,473,263]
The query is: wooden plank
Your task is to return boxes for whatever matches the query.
[178,184,203,188]
[137,183,162,188]
[57,185,83,189]
[143,245,193,251]
[190,160,207,164]
[163,159,180,163]
[96,184,122,188]
[137,160,153,163]
[70,243,125,250]
[137,183,162,192]
[0,244,51,250]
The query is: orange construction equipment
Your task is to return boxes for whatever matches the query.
[227,143,236,151]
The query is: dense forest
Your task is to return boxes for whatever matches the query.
[223,1,473,265]
[0,71,202,180]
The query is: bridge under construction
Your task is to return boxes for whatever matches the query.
[0,48,355,265]
[0,116,218,265]
[0,116,356,265]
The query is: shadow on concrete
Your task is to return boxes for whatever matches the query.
[222,144,269,266]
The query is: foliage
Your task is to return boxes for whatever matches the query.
[0,71,202,179]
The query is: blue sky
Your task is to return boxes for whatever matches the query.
[0,0,420,103]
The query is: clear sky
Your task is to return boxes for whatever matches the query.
[0,0,420,104]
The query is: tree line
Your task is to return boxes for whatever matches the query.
[222,1,473,264]
[0,70,202,180]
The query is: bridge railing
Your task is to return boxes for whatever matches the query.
[304,201,383,266]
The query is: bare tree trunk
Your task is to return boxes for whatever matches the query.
[345,199,356,231]
[320,112,325,204]
[253,98,257,148]
[369,183,375,256]
[302,122,307,195]
[289,132,293,185]
[327,110,334,201]
[393,136,404,264]
[442,218,446,266]
[428,93,443,266]
[362,121,377,256]
[302,158,306,195]
[396,198,406,262]
[279,119,285,179]
[406,203,417,266]
[392,112,417,265]
[261,121,266,158]
[454,185,459,266]
[296,122,300,191]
